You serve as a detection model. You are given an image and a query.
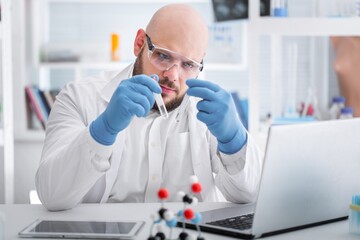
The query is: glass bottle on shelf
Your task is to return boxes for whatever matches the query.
[111,33,120,62]
[329,96,345,119]
[339,107,353,119]
[273,0,288,17]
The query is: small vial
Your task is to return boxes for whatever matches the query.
[329,96,345,119]
[273,0,288,17]
[111,33,120,61]
[150,74,168,119]
[339,107,353,119]
[350,195,360,235]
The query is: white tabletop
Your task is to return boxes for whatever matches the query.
[0,203,359,240]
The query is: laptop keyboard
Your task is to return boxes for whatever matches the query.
[206,213,254,230]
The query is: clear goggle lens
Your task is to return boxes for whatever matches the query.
[148,47,202,79]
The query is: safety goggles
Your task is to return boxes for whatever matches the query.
[146,34,203,79]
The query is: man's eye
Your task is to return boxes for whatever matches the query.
[183,62,196,69]
[157,52,171,61]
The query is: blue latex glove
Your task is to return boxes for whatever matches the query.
[90,74,162,145]
[186,79,247,154]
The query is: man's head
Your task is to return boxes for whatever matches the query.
[132,4,208,112]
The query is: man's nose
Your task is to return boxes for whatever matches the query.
[163,63,181,82]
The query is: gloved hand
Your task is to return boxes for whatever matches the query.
[186,79,247,154]
[90,74,162,145]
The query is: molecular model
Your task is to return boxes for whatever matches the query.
[148,175,206,240]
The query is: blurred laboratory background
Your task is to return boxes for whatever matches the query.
[0,0,359,204]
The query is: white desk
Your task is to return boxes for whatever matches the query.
[0,203,358,240]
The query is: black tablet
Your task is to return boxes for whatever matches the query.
[18,219,145,239]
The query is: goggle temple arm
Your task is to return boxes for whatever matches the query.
[200,59,204,71]
[146,34,155,51]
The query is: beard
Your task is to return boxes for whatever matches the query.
[132,48,185,113]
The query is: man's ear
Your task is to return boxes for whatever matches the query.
[134,29,146,56]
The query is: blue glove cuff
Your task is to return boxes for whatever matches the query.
[218,128,247,154]
[90,114,117,146]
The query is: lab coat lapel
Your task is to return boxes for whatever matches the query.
[99,64,133,203]
[188,100,215,201]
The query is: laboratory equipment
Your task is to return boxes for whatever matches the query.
[148,176,204,240]
[273,0,288,17]
[150,74,169,119]
[340,107,353,119]
[350,195,360,235]
[146,35,203,79]
[111,33,120,61]
[329,96,345,119]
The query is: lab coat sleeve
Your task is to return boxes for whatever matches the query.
[35,81,113,211]
[212,133,264,203]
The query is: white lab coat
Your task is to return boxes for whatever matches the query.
[36,64,263,211]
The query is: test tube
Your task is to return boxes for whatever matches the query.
[150,74,169,119]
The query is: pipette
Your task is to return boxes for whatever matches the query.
[150,74,169,119]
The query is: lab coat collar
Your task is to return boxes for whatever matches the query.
[100,63,134,103]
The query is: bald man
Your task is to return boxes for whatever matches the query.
[36,4,263,211]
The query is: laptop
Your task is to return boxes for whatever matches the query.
[183,118,360,239]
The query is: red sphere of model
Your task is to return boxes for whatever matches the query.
[184,208,195,220]
[158,188,169,200]
[191,183,202,193]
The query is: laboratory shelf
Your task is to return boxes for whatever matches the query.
[252,18,360,36]
[39,62,246,71]
[39,62,133,70]
[46,0,208,3]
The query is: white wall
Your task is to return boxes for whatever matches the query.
[0,148,4,203]
[14,142,43,203]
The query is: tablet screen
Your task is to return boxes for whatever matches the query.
[19,219,144,239]
[32,220,135,234]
